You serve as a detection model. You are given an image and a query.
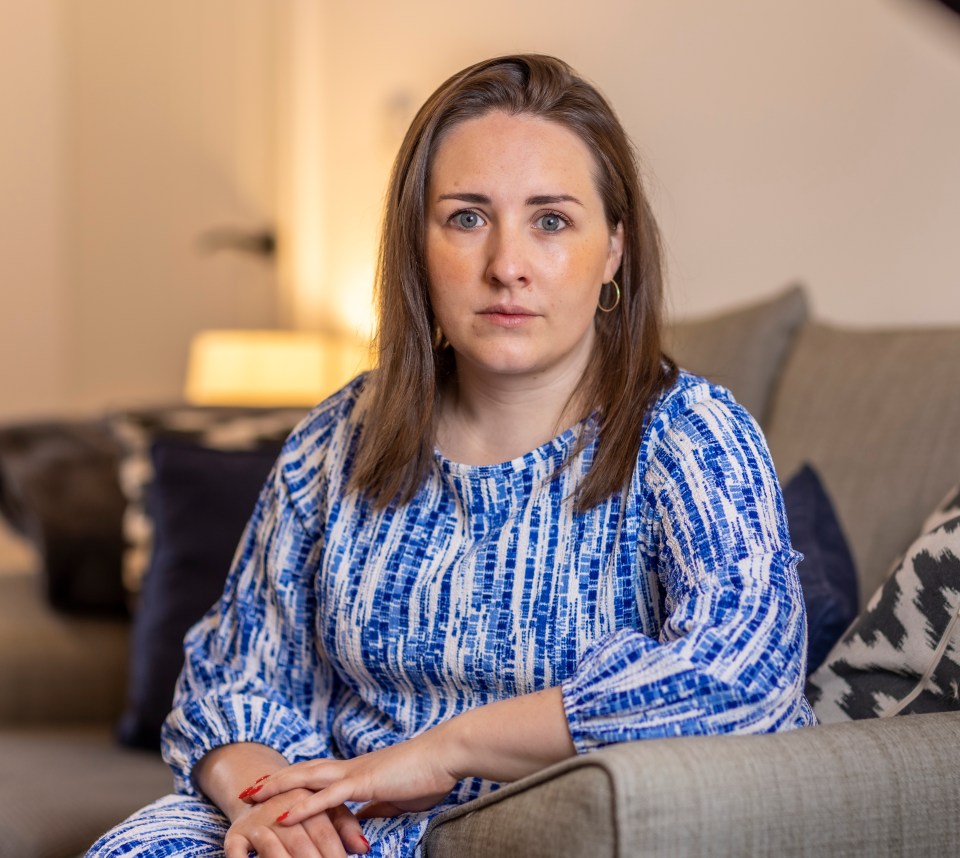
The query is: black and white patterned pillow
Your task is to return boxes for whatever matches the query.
[806,483,960,722]
[110,406,307,595]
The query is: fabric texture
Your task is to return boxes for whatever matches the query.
[0,421,127,614]
[764,322,960,604]
[423,710,960,857]
[116,439,280,750]
[91,371,813,857]
[782,464,858,674]
[665,283,808,426]
[806,484,960,723]
[109,405,306,596]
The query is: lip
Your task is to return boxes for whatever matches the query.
[477,304,540,328]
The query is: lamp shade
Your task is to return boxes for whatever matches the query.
[185,329,370,406]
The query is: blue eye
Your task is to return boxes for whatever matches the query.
[455,211,482,229]
[538,213,566,232]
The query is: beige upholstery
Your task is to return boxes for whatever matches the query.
[0,574,128,724]
[0,727,171,858]
[765,323,960,604]
[666,284,808,425]
[424,712,960,857]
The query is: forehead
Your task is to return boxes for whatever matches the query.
[428,111,601,194]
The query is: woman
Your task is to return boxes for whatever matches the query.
[89,54,814,858]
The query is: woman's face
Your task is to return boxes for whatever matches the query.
[425,111,623,387]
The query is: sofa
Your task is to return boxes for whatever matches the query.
[1,284,958,857]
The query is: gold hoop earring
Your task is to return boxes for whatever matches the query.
[597,279,621,313]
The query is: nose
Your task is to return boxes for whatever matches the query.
[484,224,530,289]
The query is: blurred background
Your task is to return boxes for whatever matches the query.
[2,0,959,424]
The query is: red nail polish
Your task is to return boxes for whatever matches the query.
[238,784,263,800]
[360,834,371,850]
[255,774,271,783]
[276,811,290,824]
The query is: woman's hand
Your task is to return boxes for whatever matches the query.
[191,742,370,856]
[224,788,369,858]
[238,687,575,831]
[240,728,460,828]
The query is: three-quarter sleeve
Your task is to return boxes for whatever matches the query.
[562,391,813,751]
[162,462,339,795]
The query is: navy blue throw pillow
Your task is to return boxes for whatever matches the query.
[783,464,859,674]
[116,439,279,750]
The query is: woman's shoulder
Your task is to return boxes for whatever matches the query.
[649,369,747,425]
[638,369,764,462]
[281,373,369,457]
[271,373,370,522]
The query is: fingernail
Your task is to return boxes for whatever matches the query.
[238,784,263,800]
[255,774,271,784]
[360,834,371,850]
[276,811,290,824]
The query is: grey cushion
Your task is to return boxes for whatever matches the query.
[0,727,171,858]
[423,713,960,857]
[665,284,808,425]
[0,573,128,725]
[765,323,960,604]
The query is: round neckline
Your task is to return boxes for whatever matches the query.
[433,416,592,479]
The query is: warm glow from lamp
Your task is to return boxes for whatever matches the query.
[185,330,371,407]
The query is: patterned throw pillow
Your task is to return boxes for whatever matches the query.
[806,483,960,722]
[109,406,307,595]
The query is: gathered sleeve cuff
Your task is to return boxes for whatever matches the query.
[161,461,339,795]
[563,390,814,752]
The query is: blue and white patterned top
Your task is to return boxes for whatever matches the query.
[163,370,814,836]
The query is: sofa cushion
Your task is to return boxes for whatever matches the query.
[764,322,960,603]
[783,464,858,674]
[117,439,278,750]
[0,726,171,858]
[665,283,808,425]
[0,573,128,725]
[806,488,960,723]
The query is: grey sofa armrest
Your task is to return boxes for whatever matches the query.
[423,712,960,857]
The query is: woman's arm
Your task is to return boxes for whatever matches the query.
[445,686,575,782]
[162,459,338,795]
[563,393,813,752]
[243,687,575,825]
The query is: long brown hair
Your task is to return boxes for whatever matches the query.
[349,54,676,511]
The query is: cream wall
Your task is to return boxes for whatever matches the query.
[0,0,279,423]
[61,0,280,413]
[0,0,68,420]
[312,0,960,328]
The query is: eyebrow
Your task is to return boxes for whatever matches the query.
[437,192,584,207]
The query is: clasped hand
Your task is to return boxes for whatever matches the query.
[239,729,460,837]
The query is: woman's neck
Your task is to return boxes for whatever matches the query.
[435,363,588,466]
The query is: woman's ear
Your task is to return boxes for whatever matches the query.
[605,222,625,282]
